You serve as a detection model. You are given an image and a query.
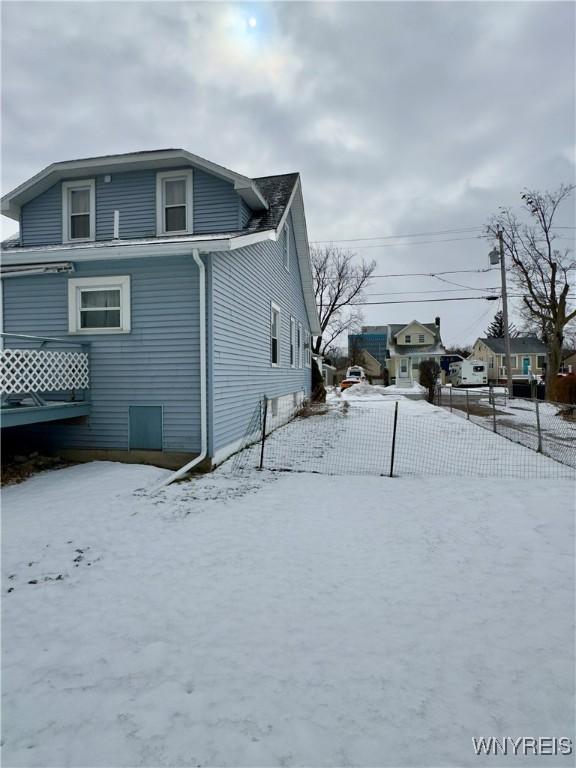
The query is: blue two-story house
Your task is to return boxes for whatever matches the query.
[0,149,321,472]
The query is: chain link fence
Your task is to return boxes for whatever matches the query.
[230,394,574,479]
[435,386,576,470]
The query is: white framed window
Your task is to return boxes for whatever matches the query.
[305,330,311,367]
[62,179,96,243]
[418,334,425,343]
[68,276,131,334]
[283,222,290,271]
[298,322,303,368]
[405,335,411,343]
[290,317,296,367]
[537,355,546,369]
[271,302,281,367]
[156,169,193,236]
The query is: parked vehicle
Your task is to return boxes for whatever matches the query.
[346,365,366,381]
[448,359,488,387]
[340,377,362,391]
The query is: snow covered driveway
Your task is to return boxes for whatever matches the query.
[2,461,574,767]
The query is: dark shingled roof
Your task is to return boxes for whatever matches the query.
[245,173,299,233]
[479,336,548,354]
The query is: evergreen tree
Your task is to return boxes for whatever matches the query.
[485,310,518,338]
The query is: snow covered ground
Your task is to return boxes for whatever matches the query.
[2,396,575,767]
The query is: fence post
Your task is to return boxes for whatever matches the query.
[465,389,470,420]
[491,388,497,433]
[389,401,399,478]
[535,399,543,453]
[449,386,453,412]
[259,396,268,470]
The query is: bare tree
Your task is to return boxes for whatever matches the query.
[311,245,376,355]
[487,184,575,400]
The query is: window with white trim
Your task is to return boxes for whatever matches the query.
[62,179,95,243]
[304,330,311,367]
[271,303,281,366]
[298,322,303,368]
[418,334,425,343]
[290,317,296,367]
[68,276,131,334]
[537,355,546,369]
[156,170,193,235]
[405,335,411,343]
[283,222,290,271]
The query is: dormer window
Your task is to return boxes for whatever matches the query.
[62,179,95,243]
[156,169,193,236]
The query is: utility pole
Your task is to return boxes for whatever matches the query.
[497,228,514,398]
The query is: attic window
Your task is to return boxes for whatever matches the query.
[418,334,425,343]
[156,170,193,235]
[405,335,411,343]
[63,179,95,243]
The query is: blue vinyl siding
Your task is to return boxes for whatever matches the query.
[193,170,240,233]
[19,167,245,246]
[239,199,252,228]
[21,183,62,246]
[96,170,156,240]
[209,212,312,454]
[2,256,201,453]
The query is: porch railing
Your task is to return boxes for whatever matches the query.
[0,333,90,401]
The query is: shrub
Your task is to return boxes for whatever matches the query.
[419,358,441,404]
[554,374,576,404]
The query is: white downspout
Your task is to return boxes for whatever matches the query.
[156,248,207,488]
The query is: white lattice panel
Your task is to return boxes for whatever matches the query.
[0,349,89,394]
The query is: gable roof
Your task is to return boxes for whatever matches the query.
[1,148,269,221]
[387,321,445,357]
[476,336,548,354]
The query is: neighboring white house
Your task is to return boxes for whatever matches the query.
[386,318,445,386]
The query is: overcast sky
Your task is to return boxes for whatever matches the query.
[2,1,575,345]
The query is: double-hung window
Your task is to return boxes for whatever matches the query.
[63,179,95,243]
[156,170,193,235]
[68,276,131,334]
[405,335,411,343]
[418,334,425,343]
[290,318,296,367]
[304,331,311,367]
[271,303,281,367]
[297,322,303,368]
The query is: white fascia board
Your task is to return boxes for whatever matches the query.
[0,230,278,266]
[279,179,321,336]
[2,149,268,220]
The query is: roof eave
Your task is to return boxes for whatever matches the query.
[1,149,269,220]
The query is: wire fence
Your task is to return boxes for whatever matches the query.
[434,386,576,470]
[230,394,575,479]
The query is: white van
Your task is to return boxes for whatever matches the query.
[346,365,366,381]
[448,359,488,387]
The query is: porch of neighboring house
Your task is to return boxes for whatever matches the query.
[0,334,90,428]
[389,354,444,387]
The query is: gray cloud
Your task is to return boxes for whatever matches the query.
[2,1,574,344]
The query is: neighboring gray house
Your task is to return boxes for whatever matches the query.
[0,149,321,470]
[471,336,548,383]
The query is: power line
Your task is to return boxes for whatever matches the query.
[340,236,482,250]
[351,296,499,306]
[327,268,498,281]
[365,287,501,296]
[310,226,483,244]
[311,225,575,244]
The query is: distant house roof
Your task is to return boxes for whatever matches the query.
[477,337,548,354]
[387,321,445,358]
[361,325,388,335]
